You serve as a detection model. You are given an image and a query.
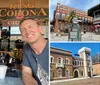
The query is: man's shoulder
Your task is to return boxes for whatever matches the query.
[23,43,31,52]
[24,43,30,48]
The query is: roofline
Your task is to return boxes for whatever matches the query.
[50,47,72,53]
[72,56,83,60]
[88,3,100,10]
[57,3,87,13]
[93,62,100,65]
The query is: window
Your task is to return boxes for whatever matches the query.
[11,27,21,34]
[50,56,54,63]
[77,61,79,65]
[57,57,62,64]
[65,13,67,18]
[59,23,62,30]
[73,60,74,65]
[74,60,79,66]
[80,61,81,66]
[75,60,77,65]
[1,27,10,51]
[1,27,10,38]
[86,53,90,60]
[65,58,70,65]
[59,12,62,20]
[51,57,53,63]
[87,62,90,66]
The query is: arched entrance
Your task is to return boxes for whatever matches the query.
[73,69,79,78]
[57,68,62,78]
[74,70,78,77]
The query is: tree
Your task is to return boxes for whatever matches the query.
[65,11,76,28]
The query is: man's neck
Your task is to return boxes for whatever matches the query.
[30,38,47,55]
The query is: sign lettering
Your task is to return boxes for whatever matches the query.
[0,8,48,26]
[70,32,77,38]
[10,3,35,9]
[0,8,48,18]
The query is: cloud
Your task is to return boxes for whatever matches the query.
[50,0,100,20]
[50,0,71,6]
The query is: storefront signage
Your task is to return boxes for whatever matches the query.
[2,20,19,26]
[0,8,48,19]
[0,8,48,26]
[72,18,82,23]
[70,31,77,38]
[68,23,81,41]
[10,3,35,9]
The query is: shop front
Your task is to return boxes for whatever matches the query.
[0,0,49,84]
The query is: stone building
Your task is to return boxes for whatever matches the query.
[51,3,93,33]
[50,47,92,80]
[92,53,100,75]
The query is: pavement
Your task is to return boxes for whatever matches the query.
[81,32,100,41]
[50,32,100,41]
[50,75,100,85]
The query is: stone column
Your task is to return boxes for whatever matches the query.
[78,47,91,77]
[54,13,59,32]
[83,52,88,77]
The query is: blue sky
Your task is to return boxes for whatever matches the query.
[50,42,100,57]
[50,0,100,20]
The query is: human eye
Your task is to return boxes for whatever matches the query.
[28,24,38,28]
[21,28,25,32]
[28,25,34,28]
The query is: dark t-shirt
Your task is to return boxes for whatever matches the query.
[22,41,49,75]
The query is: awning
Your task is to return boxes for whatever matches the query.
[93,20,100,24]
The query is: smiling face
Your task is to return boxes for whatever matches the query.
[20,19,43,44]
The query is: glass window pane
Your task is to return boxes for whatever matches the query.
[11,27,21,34]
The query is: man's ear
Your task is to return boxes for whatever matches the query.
[39,26,44,35]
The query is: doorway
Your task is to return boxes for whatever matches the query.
[73,69,79,78]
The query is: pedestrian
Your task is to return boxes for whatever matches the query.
[84,30,86,34]
[19,17,49,85]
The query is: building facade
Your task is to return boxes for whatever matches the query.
[50,47,92,80]
[0,0,49,51]
[52,3,93,32]
[92,53,100,75]
[88,4,100,25]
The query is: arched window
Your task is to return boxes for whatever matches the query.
[50,56,54,63]
[86,53,90,60]
[77,61,79,66]
[75,60,77,65]
[57,57,63,64]
[65,58,70,65]
[80,61,81,66]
